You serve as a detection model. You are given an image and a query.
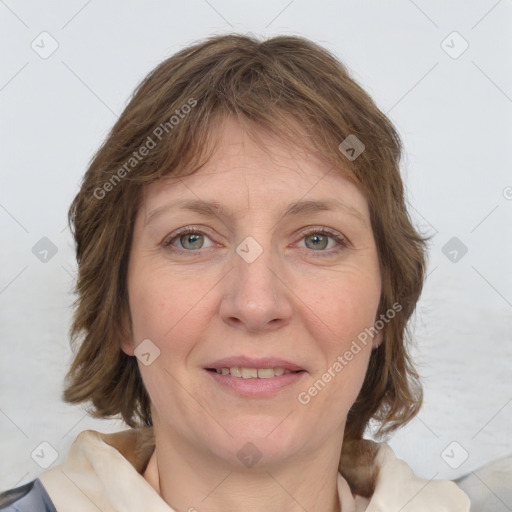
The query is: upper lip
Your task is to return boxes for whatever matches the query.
[205,357,304,372]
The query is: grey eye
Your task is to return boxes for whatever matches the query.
[179,233,205,250]
[304,233,330,250]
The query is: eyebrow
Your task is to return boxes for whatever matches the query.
[146,198,367,227]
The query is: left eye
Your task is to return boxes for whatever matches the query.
[299,230,344,251]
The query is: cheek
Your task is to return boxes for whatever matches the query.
[128,264,213,350]
[127,256,168,339]
[296,267,380,407]
[308,270,381,343]
[128,275,167,342]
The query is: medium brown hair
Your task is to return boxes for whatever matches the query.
[63,33,428,458]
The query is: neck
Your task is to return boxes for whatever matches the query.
[143,426,343,512]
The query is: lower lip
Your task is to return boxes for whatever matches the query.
[204,369,306,397]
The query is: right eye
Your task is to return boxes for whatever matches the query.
[163,228,215,253]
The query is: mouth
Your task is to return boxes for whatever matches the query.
[204,366,306,397]
[205,367,305,379]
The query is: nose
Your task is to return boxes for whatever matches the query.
[219,238,293,334]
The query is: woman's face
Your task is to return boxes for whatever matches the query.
[123,117,383,468]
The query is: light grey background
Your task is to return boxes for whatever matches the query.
[1,0,511,495]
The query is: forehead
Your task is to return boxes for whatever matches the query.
[140,116,369,221]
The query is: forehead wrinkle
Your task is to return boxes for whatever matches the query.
[142,156,367,230]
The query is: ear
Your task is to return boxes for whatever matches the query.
[119,307,135,356]
[372,329,384,350]
[120,336,135,356]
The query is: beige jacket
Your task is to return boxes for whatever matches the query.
[37,428,470,511]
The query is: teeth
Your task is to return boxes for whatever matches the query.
[257,368,276,379]
[214,367,294,378]
[230,367,241,377]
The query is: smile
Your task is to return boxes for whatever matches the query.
[207,367,303,378]
[205,367,306,397]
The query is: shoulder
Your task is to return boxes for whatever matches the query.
[0,479,57,512]
[373,443,471,511]
[340,439,471,511]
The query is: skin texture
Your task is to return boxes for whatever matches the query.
[121,117,383,512]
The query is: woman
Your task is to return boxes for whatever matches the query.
[0,33,470,511]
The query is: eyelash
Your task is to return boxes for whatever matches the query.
[162,226,349,257]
